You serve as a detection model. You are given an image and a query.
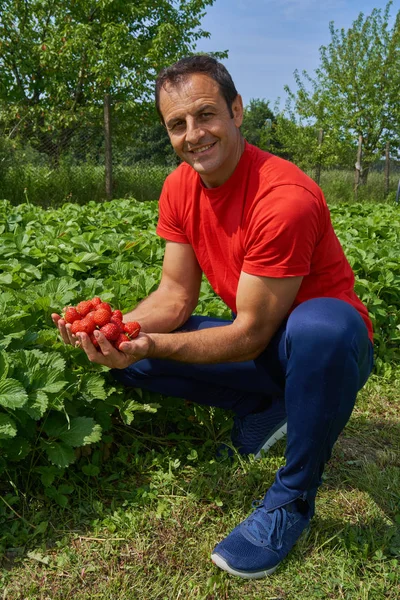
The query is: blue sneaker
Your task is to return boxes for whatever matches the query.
[231,400,287,458]
[211,499,312,579]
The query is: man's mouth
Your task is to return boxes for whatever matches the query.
[190,142,217,154]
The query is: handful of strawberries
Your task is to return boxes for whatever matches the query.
[63,297,141,351]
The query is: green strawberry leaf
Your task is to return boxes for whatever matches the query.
[79,373,107,401]
[0,413,18,439]
[0,378,28,409]
[42,441,76,468]
[58,417,102,447]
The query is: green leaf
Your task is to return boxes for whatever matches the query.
[42,441,76,468]
[3,436,31,461]
[0,351,9,380]
[58,417,102,447]
[80,373,107,401]
[24,390,49,420]
[35,466,63,487]
[82,464,100,477]
[43,412,66,438]
[0,378,28,409]
[0,413,17,439]
[0,273,12,284]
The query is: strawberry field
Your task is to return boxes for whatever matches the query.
[0,198,399,472]
[0,197,400,591]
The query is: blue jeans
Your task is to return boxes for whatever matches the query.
[112,298,373,509]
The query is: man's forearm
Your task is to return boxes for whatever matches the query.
[122,288,194,334]
[149,321,269,364]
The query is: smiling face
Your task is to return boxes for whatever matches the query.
[159,73,244,188]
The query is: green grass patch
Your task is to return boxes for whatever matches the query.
[0,163,172,207]
[1,376,399,599]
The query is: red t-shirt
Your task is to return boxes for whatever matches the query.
[156,142,373,342]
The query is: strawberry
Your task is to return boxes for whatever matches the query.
[115,333,130,350]
[76,300,94,317]
[64,307,80,324]
[91,296,102,307]
[124,321,141,339]
[110,317,124,332]
[99,323,120,341]
[112,309,123,321]
[84,312,96,328]
[93,308,111,327]
[79,316,96,335]
[98,302,112,313]
[70,320,83,335]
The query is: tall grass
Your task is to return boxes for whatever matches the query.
[0,163,172,207]
[0,162,398,207]
[317,169,399,204]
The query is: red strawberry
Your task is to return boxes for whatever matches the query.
[99,323,120,341]
[93,308,111,327]
[115,333,130,350]
[79,316,95,334]
[110,317,124,332]
[112,310,123,321]
[124,321,141,339]
[84,312,96,327]
[91,296,102,307]
[98,302,112,313]
[76,300,94,317]
[64,307,80,324]
[70,320,83,335]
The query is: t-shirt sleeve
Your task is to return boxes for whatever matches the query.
[156,177,189,244]
[242,185,323,278]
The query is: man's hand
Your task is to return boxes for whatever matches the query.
[52,312,154,368]
[52,313,77,346]
[76,330,154,369]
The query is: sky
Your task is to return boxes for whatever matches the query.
[196,0,397,110]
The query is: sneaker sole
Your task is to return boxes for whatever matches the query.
[211,552,278,579]
[254,419,287,459]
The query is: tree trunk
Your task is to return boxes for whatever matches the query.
[314,128,324,185]
[104,94,113,201]
[354,135,363,199]
[384,141,390,198]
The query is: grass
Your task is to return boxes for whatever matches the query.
[1,373,399,599]
[0,163,398,208]
[0,163,172,207]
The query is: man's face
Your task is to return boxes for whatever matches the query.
[159,73,244,188]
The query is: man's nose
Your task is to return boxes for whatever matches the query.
[185,117,204,144]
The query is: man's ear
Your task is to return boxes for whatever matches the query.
[232,94,244,127]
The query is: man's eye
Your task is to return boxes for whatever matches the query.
[200,112,213,118]
[170,121,185,131]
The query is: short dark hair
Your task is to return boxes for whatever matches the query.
[155,55,238,124]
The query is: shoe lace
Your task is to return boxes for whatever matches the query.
[246,501,289,549]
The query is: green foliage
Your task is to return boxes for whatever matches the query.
[0,0,223,155]
[271,115,354,171]
[241,99,275,151]
[0,197,398,483]
[284,1,400,174]
[0,162,172,206]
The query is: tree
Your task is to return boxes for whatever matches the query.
[285,1,400,184]
[241,99,275,150]
[0,0,223,161]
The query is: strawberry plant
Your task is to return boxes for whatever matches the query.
[0,197,398,480]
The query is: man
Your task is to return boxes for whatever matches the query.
[53,55,374,579]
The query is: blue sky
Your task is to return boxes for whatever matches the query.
[196,0,396,110]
